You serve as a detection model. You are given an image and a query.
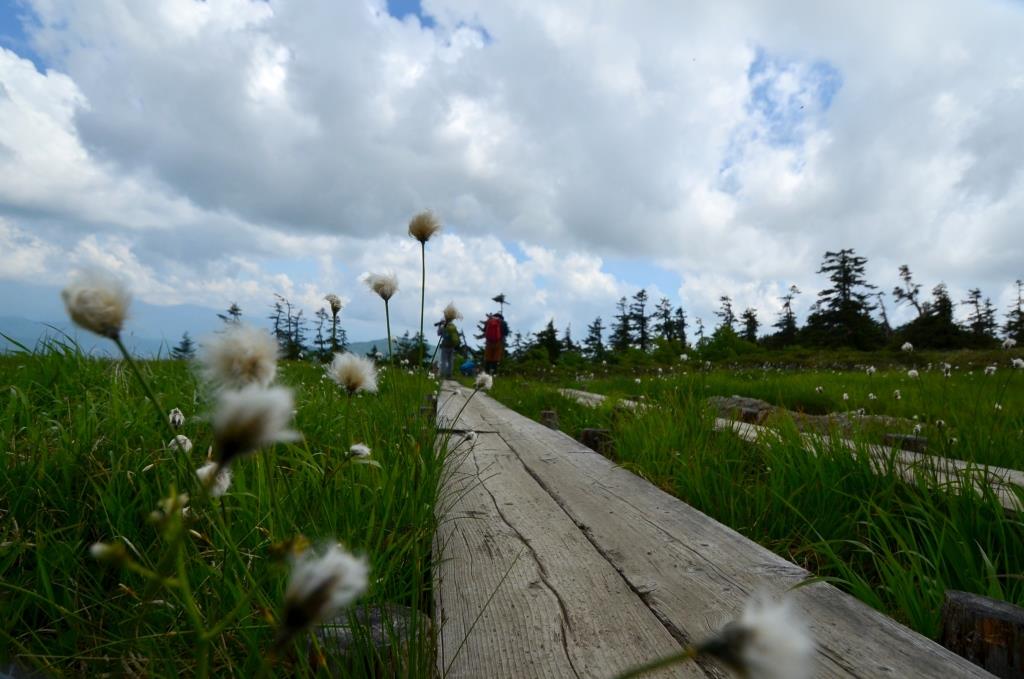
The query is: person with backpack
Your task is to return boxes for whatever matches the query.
[438,305,462,379]
[483,312,507,375]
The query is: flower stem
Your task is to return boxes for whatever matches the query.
[113,336,175,440]
[419,241,426,368]
[611,647,697,679]
[385,300,393,361]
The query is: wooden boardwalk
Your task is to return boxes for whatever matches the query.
[559,388,1024,512]
[433,381,994,678]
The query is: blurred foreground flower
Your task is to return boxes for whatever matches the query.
[907,369,919,379]
[168,408,185,428]
[443,301,463,321]
[348,443,371,458]
[213,386,299,467]
[168,435,193,454]
[61,268,131,340]
[196,461,233,497]
[475,373,493,391]
[280,543,369,639]
[408,210,441,243]
[1004,338,1017,349]
[199,324,279,389]
[901,342,914,352]
[326,352,379,396]
[324,294,343,316]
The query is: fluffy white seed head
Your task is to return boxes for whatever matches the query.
[365,272,399,302]
[324,294,343,316]
[1003,338,1017,349]
[408,210,441,243]
[61,269,131,340]
[212,385,299,466]
[866,366,876,375]
[1013,358,1024,369]
[168,434,193,454]
[699,595,814,679]
[907,369,919,379]
[894,389,902,400]
[326,353,379,396]
[283,543,369,632]
[443,302,463,322]
[475,373,493,391]
[901,342,914,352]
[842,393,849,401]
[199,324,279,390]
[349,443,371,458]
[195,461,233,497]
[168,408,185,429]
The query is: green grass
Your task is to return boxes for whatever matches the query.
[0,343,445,677]
[490,375,1024,640]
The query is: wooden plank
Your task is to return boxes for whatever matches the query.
[437,381,498,432]
[433,430,693,678]
[561,388,1024,512]
[468,389,995,678]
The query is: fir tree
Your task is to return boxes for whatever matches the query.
[804,249,883,349]
[583,316,605,360]
[610,297,632,351]
[218,302,242,324]
[170,331,196,360]
[715,295,735,331]
[1004,279,1024,343]
[892,265,923,316]
[740,308,759,343]
[654,298,676,342]
[673,307,688,347]
[561,325,578,353]
[629,289,651,352]
[535,319,561,364]
[772,285,801,346]
[314,308,329,360]
[961,288,997,342]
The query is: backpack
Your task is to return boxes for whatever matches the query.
[443,322,460,348]
[485,316,503,342]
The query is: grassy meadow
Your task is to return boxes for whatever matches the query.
[487,359,1024,640]
[0,342,445,677]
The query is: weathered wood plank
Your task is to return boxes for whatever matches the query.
[561,388,1024,512]
[468,388,995,678]
[437,383,498,432]
[434,429,693,678]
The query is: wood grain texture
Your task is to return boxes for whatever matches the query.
[454,385,995,678]
[434,422,693,678]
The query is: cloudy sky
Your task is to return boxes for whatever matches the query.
[1,0,1023,345]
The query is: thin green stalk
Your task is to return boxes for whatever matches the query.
[113,336,175,441]
[419,241,426,367]
[612,647,697,679]
[385,300,393,361]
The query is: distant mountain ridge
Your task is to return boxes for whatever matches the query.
[0,315,390,360]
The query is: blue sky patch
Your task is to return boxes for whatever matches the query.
[386,0,436,29]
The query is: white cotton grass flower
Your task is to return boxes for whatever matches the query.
[61,268,131,340]
[348,443,371,458]
[212,385,299,467]
[282,543,369,634]
[365,272,399,302]
[324,293,343,316]
[868,393,877,400]
[1003,338,1018,349]
[814,386,823,394]
[866,366,876,376]
[894,389,902,400]
[984,365,997,376]
[842,393,849,401]
[89,541,128,564]
[475,373,494,391]
[168,434,193,454]
[168,407,185,429]
[1013,358,1024,369]
[907,369,919,379]
[696,594,814,679]
[195,461,232,497]
[901,342,914,352]
[913,424,922,434]
[199,324,279,390]
[326,352,379,396]
[408,210,441,244]
[443,301,463,322]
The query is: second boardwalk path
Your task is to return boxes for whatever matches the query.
[432,381,994,679]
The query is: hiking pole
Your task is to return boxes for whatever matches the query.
[428,337,443,367]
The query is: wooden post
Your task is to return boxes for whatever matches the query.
[579,428,614,458]
[940,590,1024,677]
[539,410,559,430]
[883,433,928,453]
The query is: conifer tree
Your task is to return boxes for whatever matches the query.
[583,317,606,360]
[610,297,632,351]
[170,331,196,360]
[740,308,759,343]
[715,295,735,331]
[892,265,923,316]
[1004,279,1024,343]
[772,285,801,346]
[535,319,561,364]
[629,289,651,352]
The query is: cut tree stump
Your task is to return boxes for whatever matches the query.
[940,590,1024,678]
[539,409,559,430]
[883,433,929,453]
[578,428,613,457]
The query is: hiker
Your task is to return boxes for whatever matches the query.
[438,314,461,379]
[483,312,507,375]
